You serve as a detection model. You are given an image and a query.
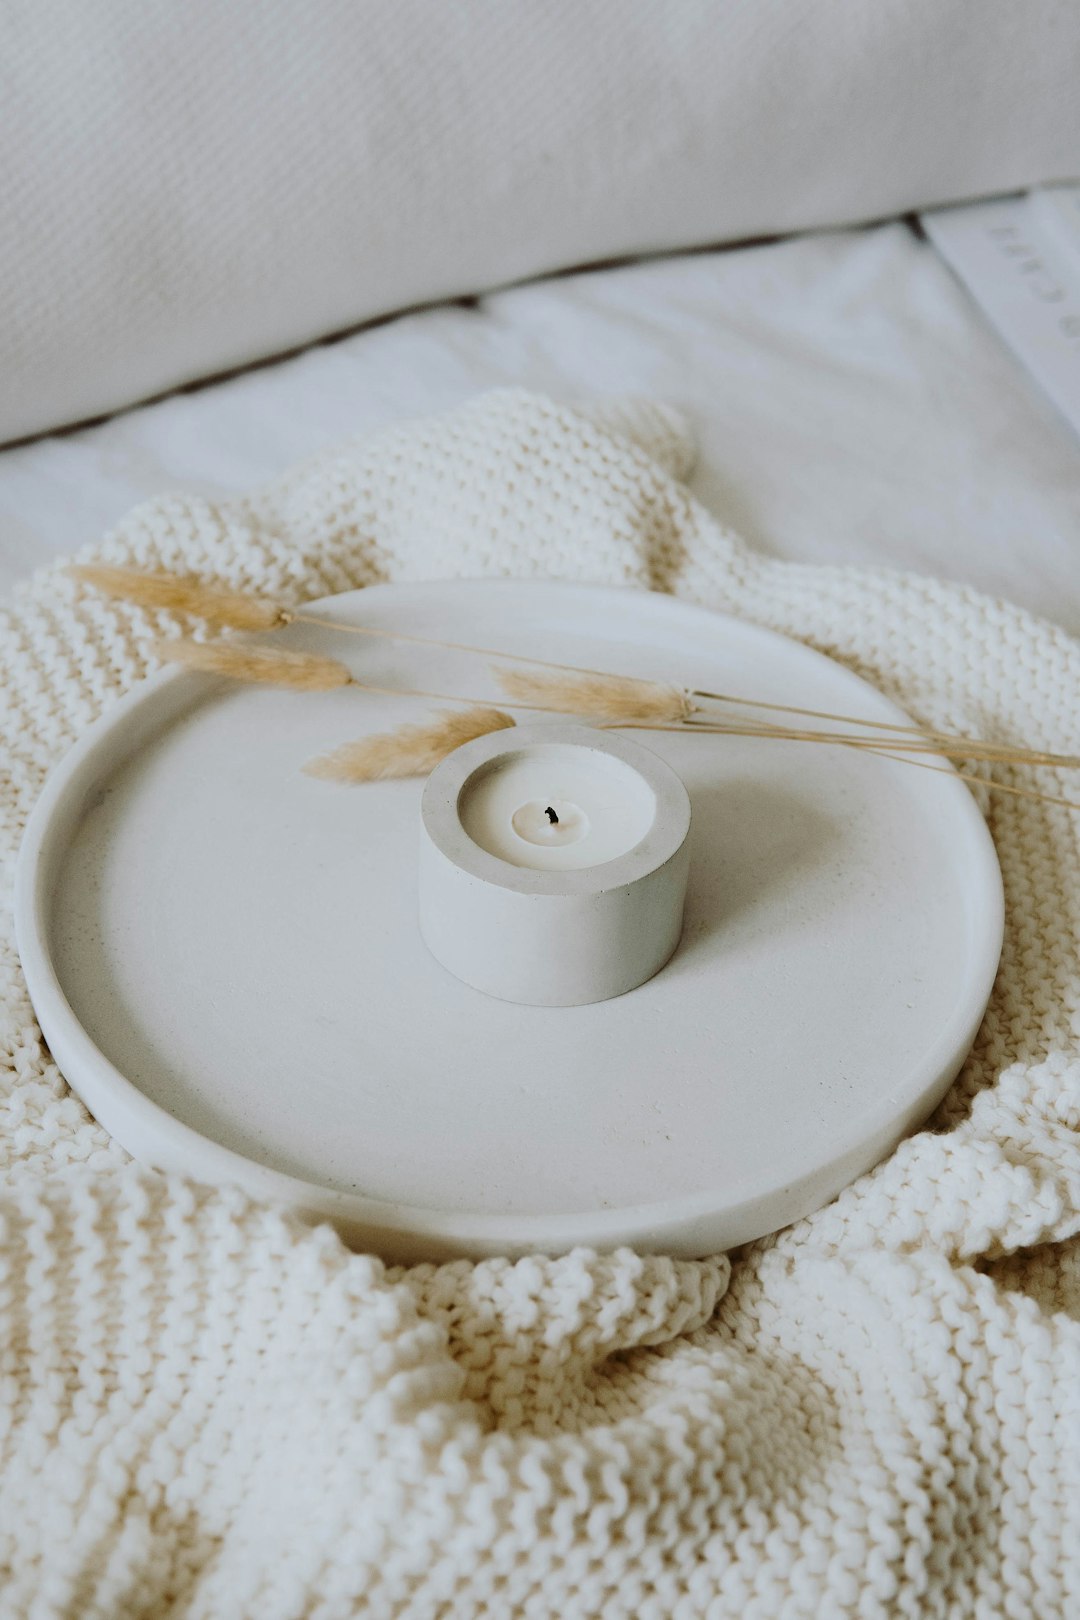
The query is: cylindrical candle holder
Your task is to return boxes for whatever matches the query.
[418,722,691,1006]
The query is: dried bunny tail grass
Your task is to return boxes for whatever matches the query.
[304,707,516,782]
[67,565,287,631]
[156,638,352,691]
[496,666,691,724]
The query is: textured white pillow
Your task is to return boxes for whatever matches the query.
[5,0,1080,444]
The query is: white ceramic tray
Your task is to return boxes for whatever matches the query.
[15,581,1004,1260]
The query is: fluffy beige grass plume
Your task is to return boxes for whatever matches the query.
[496,667,691,723]
[68,565,287,631]
[304,707,515,781]
[156,638,352,691]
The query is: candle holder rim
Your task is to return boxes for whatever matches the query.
[420,721,691,897]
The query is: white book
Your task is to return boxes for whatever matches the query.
[1030,181,1080,267]
[919,192,1080,439]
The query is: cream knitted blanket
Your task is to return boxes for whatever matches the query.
[1,391,1078,1619]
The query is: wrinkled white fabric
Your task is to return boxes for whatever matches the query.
[1,391,1078,1617]
[5,225,1080,639]
[5,0,1080,441]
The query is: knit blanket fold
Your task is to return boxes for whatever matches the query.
[1,390,1077,1618]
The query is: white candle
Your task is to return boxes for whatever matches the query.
[419,724,692,1005]
[458,744,657,871]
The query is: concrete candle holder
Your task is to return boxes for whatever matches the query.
[418,722,692,1006]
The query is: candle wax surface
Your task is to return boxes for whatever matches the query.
[458,745,657,871]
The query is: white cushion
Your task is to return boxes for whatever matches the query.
[5,0,1080,443]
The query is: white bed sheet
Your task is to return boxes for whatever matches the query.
[2,220,1079,633]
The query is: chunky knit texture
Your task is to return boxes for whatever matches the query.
[1,390,1078,1618]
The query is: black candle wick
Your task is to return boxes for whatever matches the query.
[545,805,559,824]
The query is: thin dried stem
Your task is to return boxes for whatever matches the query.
[295,619,1078,762]
[863,751,1080,813]
[613,721,1080,811]
[304,708,515,782]
[690,688,986,744]
[625,718,1080,769]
